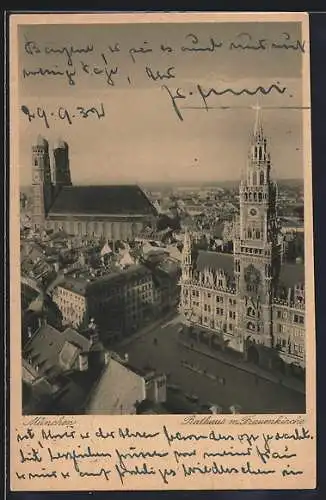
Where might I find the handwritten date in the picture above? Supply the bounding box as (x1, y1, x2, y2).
(21, 103, 105, 129)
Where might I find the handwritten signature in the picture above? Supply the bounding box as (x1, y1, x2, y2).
(20, 103, 105, 129)
(162, 82, 287, 121)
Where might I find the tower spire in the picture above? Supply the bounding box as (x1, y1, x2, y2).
(183, 226, 191, 252)
(181, 227, 193, 281)
(252, 99, 263, 139)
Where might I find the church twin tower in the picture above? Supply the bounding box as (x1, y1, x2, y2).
(32, 135, 72, 228)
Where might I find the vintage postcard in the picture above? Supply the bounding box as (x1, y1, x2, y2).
(9, 12, 316, 491)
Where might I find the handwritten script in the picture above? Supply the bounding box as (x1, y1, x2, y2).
(13, 422, 313, 489)
(20, 31, 306, 123)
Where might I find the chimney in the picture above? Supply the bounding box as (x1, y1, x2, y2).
(104, 350, 111, 365)
(90, 330, 99, 345)
(38, 316, 47, 328)
(78, 353, 89, 372)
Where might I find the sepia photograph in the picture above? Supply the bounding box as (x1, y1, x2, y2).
(17, 18, 308, 418)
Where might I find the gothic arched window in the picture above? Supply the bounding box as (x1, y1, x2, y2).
(247, 306, 255, 317)
(249, 192, 252, 201)
(253, 192, 257, 201)
(258, 192, 262, 202)
(247, 321, 255, 331)
(252, 172, 257, 185)
(248, 229, 252, 239)
(244, 193, 248, 201)
(260, 172, 264, 185)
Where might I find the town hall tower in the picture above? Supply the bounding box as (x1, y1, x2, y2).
(234, 107, 282, 352)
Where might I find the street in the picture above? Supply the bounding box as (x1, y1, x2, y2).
(113, 315, 306, 414)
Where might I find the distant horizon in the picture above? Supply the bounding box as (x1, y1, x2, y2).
(20, 177, 304, 189)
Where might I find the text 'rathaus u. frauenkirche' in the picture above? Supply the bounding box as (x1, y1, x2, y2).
(179, 110, 305, 372)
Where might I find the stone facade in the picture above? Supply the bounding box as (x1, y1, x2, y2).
(179, 110, 305, 371)
(30, 136, 157, 238)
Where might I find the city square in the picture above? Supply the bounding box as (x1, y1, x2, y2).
(113, 314, 305, 414)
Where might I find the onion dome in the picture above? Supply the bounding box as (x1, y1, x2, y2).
(53, 138, 68, 150)
(36, 135, 49, 148)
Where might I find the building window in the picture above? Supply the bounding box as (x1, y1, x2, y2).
(278, 324, 282, 333)
(294, 314, 304, 324)
(277, 310, 281, 319)
(247, 306, 255, 317)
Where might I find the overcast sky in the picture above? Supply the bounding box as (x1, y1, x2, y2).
(17, 21, 307, 185)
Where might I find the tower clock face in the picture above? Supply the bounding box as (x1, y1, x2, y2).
(249, 207, 257, 216)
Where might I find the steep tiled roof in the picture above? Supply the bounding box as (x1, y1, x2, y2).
(86, 358, 145, 415)
(49, 185, 157, 216)
(58, 276, 89, 296)
(23, 324, 91, 378)
(279, 262, 305, 289)
(87, 264, 152, 294)
(196, 250, 234, 277)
